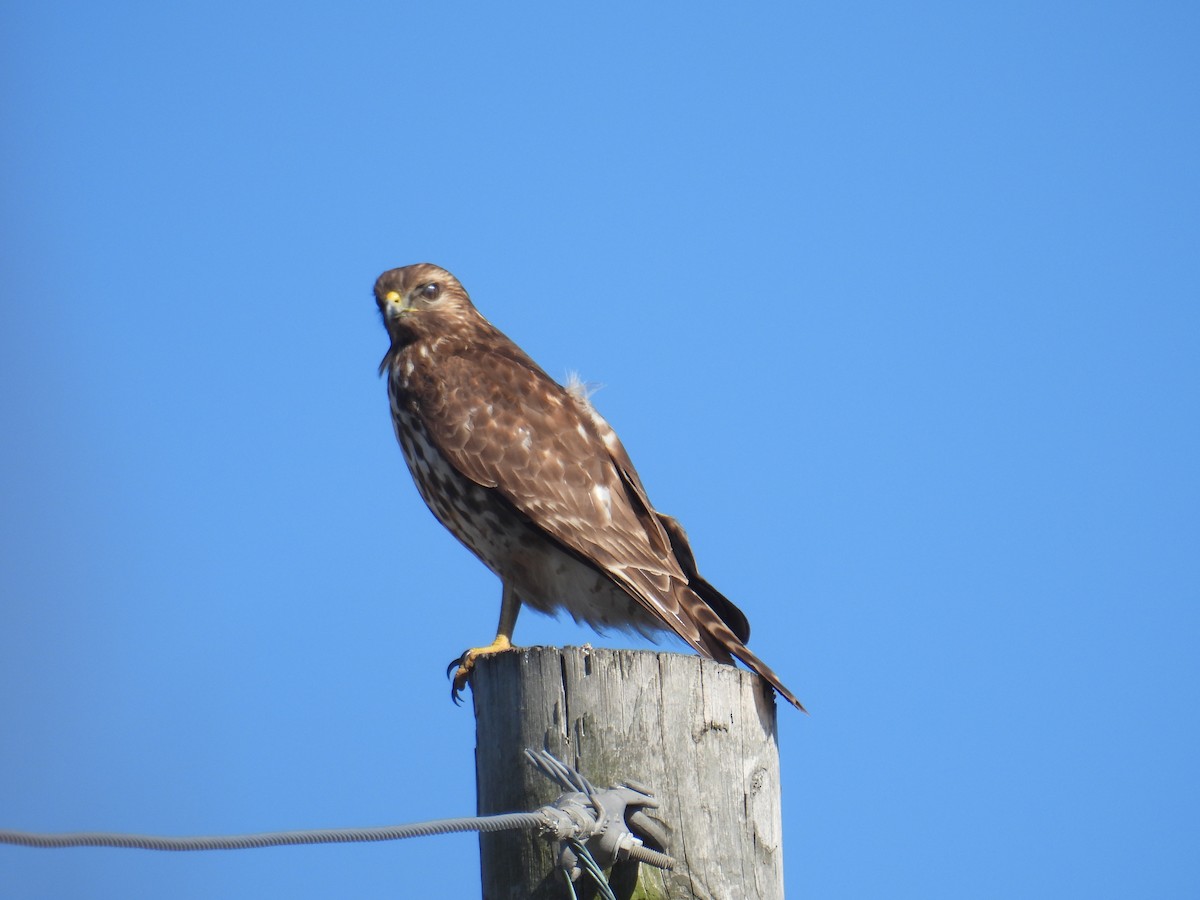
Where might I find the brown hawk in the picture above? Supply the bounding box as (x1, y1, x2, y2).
(375, 263, 804, 711)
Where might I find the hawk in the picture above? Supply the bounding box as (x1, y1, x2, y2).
(375, 263, 804, 710)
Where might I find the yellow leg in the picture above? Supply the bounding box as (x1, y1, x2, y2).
(450, 583, 521, 703)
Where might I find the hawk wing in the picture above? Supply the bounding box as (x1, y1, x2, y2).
(411, 342, 719, 654)
(565, 376, 753, 645)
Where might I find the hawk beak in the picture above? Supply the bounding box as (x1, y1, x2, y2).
(383, 290, 411, 320)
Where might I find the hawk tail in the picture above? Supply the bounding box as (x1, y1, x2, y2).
(726, 638, 807, 713)
(679, 585, 806, 713)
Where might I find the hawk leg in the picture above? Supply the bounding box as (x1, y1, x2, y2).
(449, 582, 521, 704)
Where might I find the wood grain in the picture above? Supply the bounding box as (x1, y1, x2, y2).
(473, 646, 784, 900)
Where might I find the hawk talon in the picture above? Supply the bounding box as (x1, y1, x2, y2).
(445, 636, 514, 706)
(448, 653, 472, 706)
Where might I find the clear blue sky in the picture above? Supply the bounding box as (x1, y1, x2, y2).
(2, 3, 1197, 898)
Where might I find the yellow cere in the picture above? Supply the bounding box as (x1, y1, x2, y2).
(385, 291, 402, 303)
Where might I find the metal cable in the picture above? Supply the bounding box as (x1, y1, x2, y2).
(570, 839, 618, 900)
(1, 748, 674, 900)
(525, 748, 595, 796)
(0, 812, 545, 852)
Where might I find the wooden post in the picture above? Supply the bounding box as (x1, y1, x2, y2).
(473, 646, 785, 900)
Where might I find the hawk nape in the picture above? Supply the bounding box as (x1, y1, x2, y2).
(375, 263, 804, 711)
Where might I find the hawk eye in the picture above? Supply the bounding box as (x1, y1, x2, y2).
(420, 282, 441, 301)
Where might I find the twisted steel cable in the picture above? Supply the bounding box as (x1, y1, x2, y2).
(0, 812, 545, 852)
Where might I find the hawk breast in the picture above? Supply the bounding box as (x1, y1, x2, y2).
(387, 377, 662, 635)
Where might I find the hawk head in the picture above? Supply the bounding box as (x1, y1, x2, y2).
(375, 263, 477, 346)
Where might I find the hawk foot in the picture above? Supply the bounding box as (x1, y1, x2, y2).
(447, 635, 514, 705)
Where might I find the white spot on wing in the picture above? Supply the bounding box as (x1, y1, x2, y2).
(591, 484, 612, 524)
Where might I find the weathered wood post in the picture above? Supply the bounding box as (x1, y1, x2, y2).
(473, 646, 785, 900)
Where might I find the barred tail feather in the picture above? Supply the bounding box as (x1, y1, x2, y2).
(677, 585, 806, 712)
(726, 638, 807, 713)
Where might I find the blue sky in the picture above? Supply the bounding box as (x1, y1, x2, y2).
(2, 2, 1197, 897)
